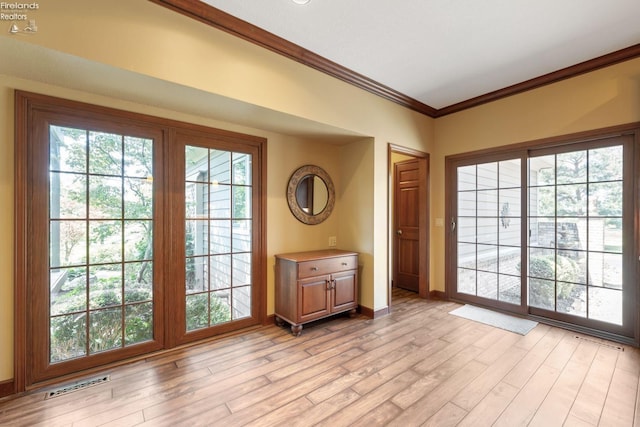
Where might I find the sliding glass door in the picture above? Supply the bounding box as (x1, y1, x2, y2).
(527, 139, 633, 333)
(454, 156, 525, 312)
(448, 133, 637, 340)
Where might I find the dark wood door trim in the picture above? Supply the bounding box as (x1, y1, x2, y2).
(14, 90, 268, 391)
(168, 128, 267, 346)
(444, 124, 640, 346)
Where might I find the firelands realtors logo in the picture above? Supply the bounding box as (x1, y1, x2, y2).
(1, 2, 39, 34)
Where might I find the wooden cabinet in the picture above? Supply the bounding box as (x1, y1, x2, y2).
(275, 249, 358, 336)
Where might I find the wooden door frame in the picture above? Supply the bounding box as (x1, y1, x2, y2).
(443, 123, 640, 346)
(388, 144, 429, 304)
(14, 91, 267, 392)
(168, 128, 267, 347)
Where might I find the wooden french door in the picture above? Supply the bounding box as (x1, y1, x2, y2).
(17, 92, 266, 389)
(25, 116, 166, 385)
(448, 131, 638, 342)
(169, 130, 265, 345)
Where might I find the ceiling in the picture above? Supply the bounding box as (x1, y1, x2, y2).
(198, 0, 640, 114)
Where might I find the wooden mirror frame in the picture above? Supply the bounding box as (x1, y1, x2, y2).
(286, 165, 335, 225)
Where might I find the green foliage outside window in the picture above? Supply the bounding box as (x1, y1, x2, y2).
(186, 293, 232, 331)
(49, 127, 155, 362)
(527, 254, 579, 308)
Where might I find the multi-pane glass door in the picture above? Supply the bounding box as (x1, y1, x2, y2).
(20, 92, 266, 388)
(455, 158, 523, 310)
(49, 126, 156, 361)
(184, 146, 253, 332)
(35, 123, 163, 382)
(528, 141, 630, 330)
(451, 135, 635, 339)
(167, 134, 263, 347)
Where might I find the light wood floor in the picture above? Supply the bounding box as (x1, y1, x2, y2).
(1, 289, 639, 426)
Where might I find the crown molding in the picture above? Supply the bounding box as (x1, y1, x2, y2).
(435, 43, 640, 117)
(149, 0, 437, 117)
(150, 0, 640, 119)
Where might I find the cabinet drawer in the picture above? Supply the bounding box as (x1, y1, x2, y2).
(297, 255, 357, 279)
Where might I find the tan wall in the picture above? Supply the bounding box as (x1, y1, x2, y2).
(1, 0, 638, 387)
(338, 138, 376, 308)
(0, 81, 15, 382)
(431, 57, 640, 292)
(0, 75, 354, 382)
(0, 0, 433, 382)
(0, 0, 432, 140)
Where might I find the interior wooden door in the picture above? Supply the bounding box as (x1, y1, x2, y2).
(394, 159, 420, 292)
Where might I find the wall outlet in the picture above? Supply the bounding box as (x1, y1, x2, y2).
(328, 236, 337, 247)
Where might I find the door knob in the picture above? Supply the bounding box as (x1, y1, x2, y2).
(397, 229, 403, 235)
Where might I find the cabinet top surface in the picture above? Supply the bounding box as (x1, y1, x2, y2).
(275, 249, 358, 262)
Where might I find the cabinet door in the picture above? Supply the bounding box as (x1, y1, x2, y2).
(298, 275, 330, 322)
(331, 270, 357, 312)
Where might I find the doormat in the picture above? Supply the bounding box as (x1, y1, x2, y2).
(449, 305, 538, 335)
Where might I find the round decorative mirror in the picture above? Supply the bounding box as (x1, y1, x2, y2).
(287, 165, 335, 225)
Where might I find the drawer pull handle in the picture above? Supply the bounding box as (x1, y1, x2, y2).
(311, 267, 318, 271)
(341, 262, 348, 266)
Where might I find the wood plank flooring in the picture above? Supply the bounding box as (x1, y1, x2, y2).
(1, 289, 638, 426)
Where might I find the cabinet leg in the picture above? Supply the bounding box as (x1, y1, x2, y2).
(348, 308, 358, 318)
(291, 324, 303, 337)
(274, 315, 285, 327)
